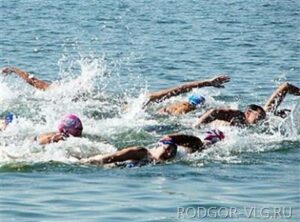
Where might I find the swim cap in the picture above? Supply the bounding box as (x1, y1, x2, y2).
(203, 129, 225, 144)
(4, 112, 14, 125)
(57, 114, 83, 137)
(188, 95, 205, 107)
(158, 138, 178, 159)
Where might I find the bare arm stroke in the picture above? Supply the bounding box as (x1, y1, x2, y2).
(264, 82, 300, 113)
(160, 134, 204, 153)
(1, 67, 50, 90)
(194, 108, 245, 128)
(145, 75, 230, 106)
(83, 146, 148, 165)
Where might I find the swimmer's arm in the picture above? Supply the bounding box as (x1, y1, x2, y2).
(1, 67, 50, 90)
(37, 132, 65, 145)
(161, 134, 204, 153)
(145, 75, 230, 104)
(84, 147, 149, 165)
(264, 82, 300, 113)
(0, 121, 6, 131)
(194, 108, 244, 128)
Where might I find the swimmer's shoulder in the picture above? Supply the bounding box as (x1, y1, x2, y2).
(163, 101, 195, 115)
(209, 110, 247, 127)
(210, 120, 231, 127)
(229, 111, 247, 126)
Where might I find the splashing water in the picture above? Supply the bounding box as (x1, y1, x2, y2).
(0, 55, 299, 169)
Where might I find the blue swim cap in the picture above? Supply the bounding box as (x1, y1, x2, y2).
(188, 95, 205, 106)
(4, 112, 14, 125)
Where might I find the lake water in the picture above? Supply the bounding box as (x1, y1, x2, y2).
(0, 0, 299, 221)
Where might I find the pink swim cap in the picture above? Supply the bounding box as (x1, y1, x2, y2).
(203, 129, 225, 144)
(57, 114, 83, 137)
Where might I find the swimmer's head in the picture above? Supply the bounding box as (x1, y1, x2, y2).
(0, 113, 14, 131)
(203, 129, 225, 145)
(4, 112, 14, 125)
(188, 95, 205, 107)
(156, 139, 178, 161)
(57, 114, 83, 137)
(245, 104, 266, 124)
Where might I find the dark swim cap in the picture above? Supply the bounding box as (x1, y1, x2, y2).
(4, 112, 14, 125)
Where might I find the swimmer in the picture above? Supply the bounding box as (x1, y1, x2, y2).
(1, 67, 230, 96)
(0, 113, 14, 131)
(80, 129, 225, 167)
(36, 114, 83, 145)
(194, 82, 300, 128)
(1, 67, 229, 115)
(145, 75, 230, 115)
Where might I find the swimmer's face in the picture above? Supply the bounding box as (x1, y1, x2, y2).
(245, 110, 261, 124)
(245, 105, 266, 124)
(156, 144, 177, 161)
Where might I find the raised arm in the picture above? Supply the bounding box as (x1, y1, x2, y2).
(83, 146, 149, 165)
(145, 75, 230, 104)
(1, 67, 50, 90)
(264, 82, 300, 113)
(194, 108, 245, 128)
(160, 134, 204, 153)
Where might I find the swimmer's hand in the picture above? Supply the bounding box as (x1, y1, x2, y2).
(286, 83, 300, 96)
(210, 75, 230, 88)
(1, 67, 15, 75)
(274, 109, 291, 118)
